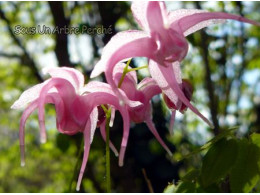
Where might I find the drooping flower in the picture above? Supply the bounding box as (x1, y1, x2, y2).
(113, 63, 172, 156)
(90, 1, 260, 129)
(162, 79, 194, 134)
(11, 67, 141, 191)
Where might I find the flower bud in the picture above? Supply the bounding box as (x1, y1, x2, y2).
(163, 79, 193, 113)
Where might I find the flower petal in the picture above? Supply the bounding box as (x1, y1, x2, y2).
(19, 92, 64, 166)
(90, 30, 156, 78)
(149, 60, 182, 108)
(76, 121, 92, 191)
(138, 77, 162, 101)
(44, 67, 85, 92)
(113, 63, 137, 85)
(168, 9, 225, 36)
(171, 12, 260, 36)
(131, 1, 149, 31)
(89, 107, 98, 143)
(154, 61, 214, 128)
(37, 78, 77, 141)
(11, 79, 51, 110)
(83, 81, 142, 108)
(146, 2, 169, 35)
(81, 86, 131, 166)
(145, 107, 172, 156)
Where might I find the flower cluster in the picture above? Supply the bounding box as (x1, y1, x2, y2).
(11, 1, 260, 191)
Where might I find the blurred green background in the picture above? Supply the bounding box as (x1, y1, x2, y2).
(0, 1, 260, 192)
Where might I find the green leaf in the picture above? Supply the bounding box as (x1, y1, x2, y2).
(175, 181, 196, 193)
(201, 138, 238, 187)
(179, 128, 237, 161)
(230, 139, 260, 193)
(163, 183, 176, 193)
(251, 133, 260, 148)
(182, 169, 200, 182)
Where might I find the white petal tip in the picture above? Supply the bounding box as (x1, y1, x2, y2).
(168, 151, 173, 157)
(119, 161, 124, 167)
(21, 161, 25, 167)
(114, 152, 119, 157)
(40, 138, 46, 144)
(76, 185, 80, 191)
(109, 122, 114, 128)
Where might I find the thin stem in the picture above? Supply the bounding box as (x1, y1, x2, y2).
(105, 108, 112, 193)
(118, 59, 131, 88)
(69, 137, 84, 192)
(127, 65, 148, 72)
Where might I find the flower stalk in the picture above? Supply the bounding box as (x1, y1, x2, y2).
(105, 107, 112, 193)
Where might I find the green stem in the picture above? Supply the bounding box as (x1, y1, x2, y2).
(128, 65, 148, 72)
(105, 108, 111, 193)
(118, 62, 148, 88)
(118, 59, 131, 88)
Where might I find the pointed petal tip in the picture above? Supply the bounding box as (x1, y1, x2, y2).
(167, 150, 173, 157)
(114, 150, 119, 157)
(210, 123, 215, 129)
(119, 161, 124, 167)
(21, 161, 25, 167)
(76, 185, 80, 192)
(40, 137, 46, 144)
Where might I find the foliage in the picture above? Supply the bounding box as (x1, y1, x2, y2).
(0, 1, 260, 193)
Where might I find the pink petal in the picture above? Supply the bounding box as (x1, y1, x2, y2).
(11, 79, 51, 110)
(145, 110, 172, 156)
(19, 100, 38, 166)
(19, 93, 64, 166)
(38, 78, 76, 142)
(168, 9, 225, 36)
(113, 63, 137, 85)
(171, 12, 260, 36)
(91, 30, 156, 78)
(152, 61, 214, 128)
(138, 77, 162, 101)
(109, 106, 116, 127)
(99, 120, 119, 157)
(81, 86, 131, 166)
(131, 1, 149, 31)
(83, 81, 142, 108)
(89, 107, 98, 143)
(76, 120, 92, 191)
(146, 2, 168, 36)
(149, 60, 182, 108)
(44, 67, 85, 92)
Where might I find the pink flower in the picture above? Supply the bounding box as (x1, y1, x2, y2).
(113, 64, 172, 156)
(90, 1, 260, 129)
(11, 67, 141, 191)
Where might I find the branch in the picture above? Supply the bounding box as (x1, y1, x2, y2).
(0, 5, 43, 82)
(48, 2, 72, 67)
(195, 2, 220, 135)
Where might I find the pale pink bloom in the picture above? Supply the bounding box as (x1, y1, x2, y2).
(113, 64, 172, 155)
(11, 67, 140, 191)
(90, 1, 260, 129)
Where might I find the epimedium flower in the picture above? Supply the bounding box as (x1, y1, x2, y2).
(11, 67, 141, 191)
(90, 1, 260, 129)
(162, 79, 194, 135)
(113, 63, 172, 156)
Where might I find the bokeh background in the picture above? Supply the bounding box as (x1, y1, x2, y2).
(0, 1, 260, 192)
